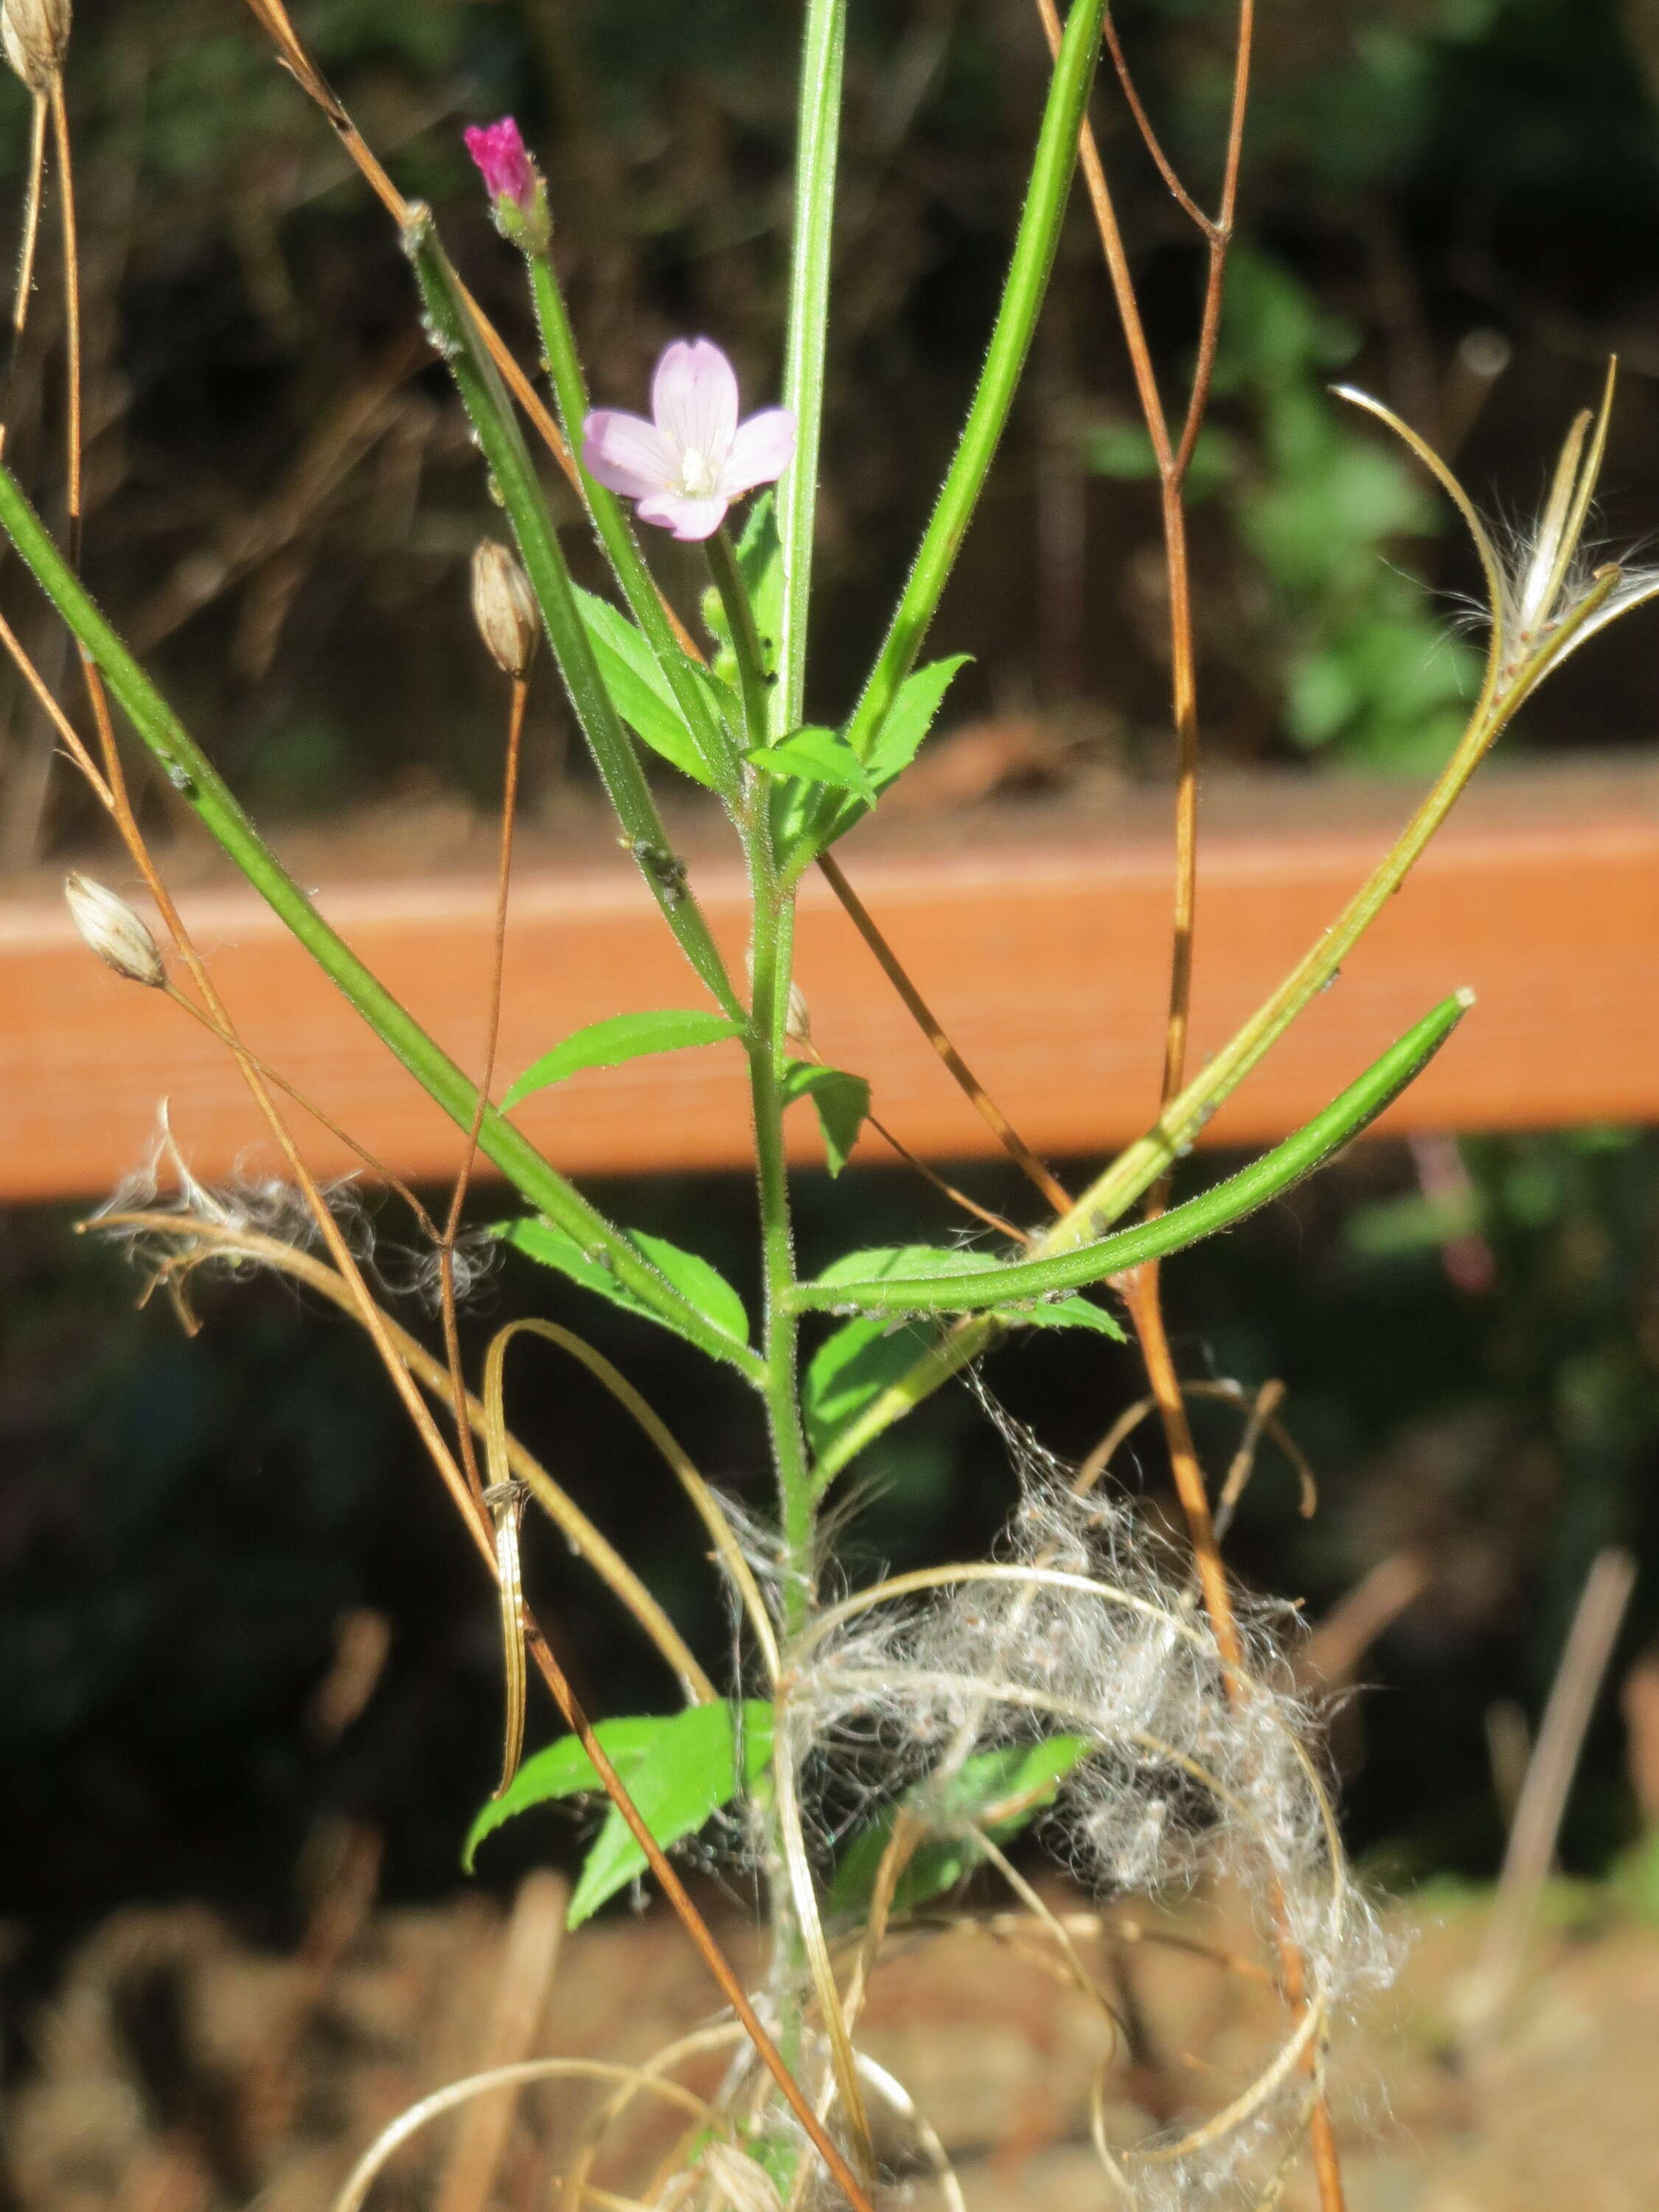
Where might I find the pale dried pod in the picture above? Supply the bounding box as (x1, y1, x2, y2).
(1, 0, 71, 91)
(63, 872, 165, 989)
(470, 538, 538, 678)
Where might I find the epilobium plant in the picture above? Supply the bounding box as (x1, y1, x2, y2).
(7, 1, 1658, 2205)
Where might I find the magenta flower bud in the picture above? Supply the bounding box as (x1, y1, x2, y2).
(582, 338, 796, 543)
(463, 118, 551, 255)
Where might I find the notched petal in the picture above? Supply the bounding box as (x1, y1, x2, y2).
(582, 409, 673, 501)
(720, 408, 797, 498)
(652, 338, 740, 467)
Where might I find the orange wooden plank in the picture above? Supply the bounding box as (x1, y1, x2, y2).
(2, 758, 1657, 1202)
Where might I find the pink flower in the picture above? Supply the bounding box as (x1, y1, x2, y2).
(582, 339, 796, 542)
(465, 118, 536, 211)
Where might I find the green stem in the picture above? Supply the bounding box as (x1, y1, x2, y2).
(743, 815, 815, 1633)
(526, 250, 740, 801)
(0, 459, 762, 1381)
(774, 0, 846, 737)
(810, 987, 1473, 1475)
(404, 210, 742, 1020)
(707, 524, 770, 752)
(843, 0, 1110, 762)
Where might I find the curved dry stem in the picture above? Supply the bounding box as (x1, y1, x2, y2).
(970, 1826, 1127, 2049)
(482, 1318, 780, 1682)
(88, 1214, 716, 1700)
(328, 2058, 712, 2212)
(0, 91, 48, 459)
(1332, 384, 1505, 714)
(855, 2053, 967, 2212)
(1077, 1379, 1312, 1518)
(772, 1705, 877, 2178)
(565, 2023, 745, 2212)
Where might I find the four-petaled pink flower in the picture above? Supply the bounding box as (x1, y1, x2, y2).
(465, 118, 536, 211)
(582, 339, 796, 542)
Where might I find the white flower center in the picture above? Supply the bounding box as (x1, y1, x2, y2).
(675, 445, 720, 499)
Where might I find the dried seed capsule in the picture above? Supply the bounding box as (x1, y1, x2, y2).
(470, 539, 538, 679)
(1, 0, 70, 91)
(63, 872, 164, 989)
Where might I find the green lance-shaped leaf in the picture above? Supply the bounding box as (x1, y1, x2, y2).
(781, 1061, 871, 1177)
(464, 1700, 775, 1926)
(572, 589, 726, 790)
(788, 992, 1472, 1318)
(0, 470, 754, 1378)
(402, 209, 741, 1020)
(796, 655, 973, 868)
(748, 725, 874, 799)
(501, 1217, 751, 1359)
(804, 1315, 934, 1470)
(503, 1009, 742, 1110)
(828, 1736, 1089, 1921)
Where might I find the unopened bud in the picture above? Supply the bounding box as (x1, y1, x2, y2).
(63, 872, 164, 989)
(1, 0, 70, 91)
(470, 539, 538, 678)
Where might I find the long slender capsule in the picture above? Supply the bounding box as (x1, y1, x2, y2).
(483, 1479, 529, 1797)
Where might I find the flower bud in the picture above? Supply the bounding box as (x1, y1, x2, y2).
(63, 872, 164, 989)
(470, 540, 538, 678)
(1, 0, 70, 91)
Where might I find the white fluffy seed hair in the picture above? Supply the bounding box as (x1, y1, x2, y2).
(91, 1110, 501, 1309)
(785, 1399, 1393, 2208)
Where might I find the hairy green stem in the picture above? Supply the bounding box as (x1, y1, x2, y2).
(708, 524, 771, 751)
(812, 987, 1475, 1475)
(525, 250, 740, 800)
(844, 0, 1110, 760)
(0, 460, 760, 1378)
(746, 847, 815, 1628)
(774, 0, 846, 736)
(404, 211, 741, 1018)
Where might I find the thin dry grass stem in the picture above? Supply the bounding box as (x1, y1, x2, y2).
(439, 672, 528, 1507)
(0, 602, 110, 799)
(159, 984, 440, 1237)
(1100, 18, 1211, 236)
(47, 73, 80, 566)
(481, 1318, 779, 1680)
(1459, 1545, 1638, 2054)
(86, 1216, 716, 1702)
(860, 1102, 1032, 1244)
(1212, 1380, 1296, 1545)
(1075, 1380, 1312, 1523)
(953, 1906, 1277, 1992)
(330, 2059, 714, 2212)
(969, 1825, 1127, 2042)
(239, 5, 574, 470)
(813, 851, 1071, 1214)
(770, 1711, 877, 2180)
(564, 2025, 745, 2212)
(0, 88, 48, 459)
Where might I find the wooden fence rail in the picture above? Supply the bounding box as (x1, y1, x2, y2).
(3, 757, 1657, 1203)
